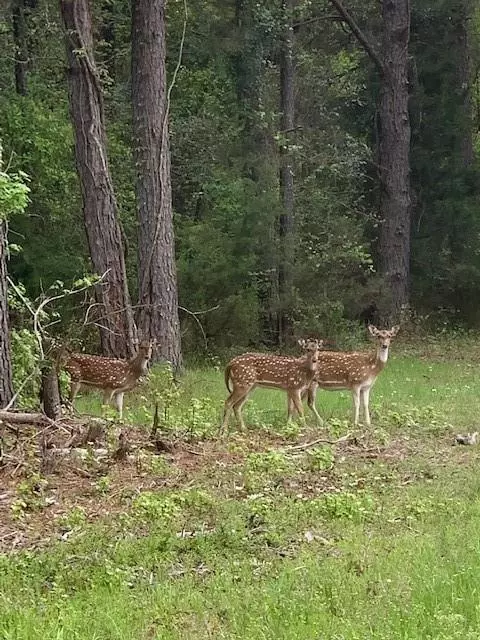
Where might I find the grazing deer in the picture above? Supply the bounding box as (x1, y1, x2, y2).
(294, 325, 399, 426)
(221, 339, 322, 432)
(64, 339, 153, 419)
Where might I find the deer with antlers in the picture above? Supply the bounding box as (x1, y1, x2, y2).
(64, 339, 153, 419)
(294, 325, 399, 426)
(221, 339, 322, 432)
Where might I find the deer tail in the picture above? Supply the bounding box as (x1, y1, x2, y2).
(224, 364, 233, 392)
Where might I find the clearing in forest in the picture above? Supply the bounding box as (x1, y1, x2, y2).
(2, 340, 480, 639)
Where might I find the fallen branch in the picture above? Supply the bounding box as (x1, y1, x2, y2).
(184, 447, 205, 456)
(283, 432, 353, 452)
(0, 410, 54, 427)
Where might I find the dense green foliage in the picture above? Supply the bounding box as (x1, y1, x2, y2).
(0, 0, 479, 355)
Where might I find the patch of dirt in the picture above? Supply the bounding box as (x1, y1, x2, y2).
(0, 417, 244, 552)
(0, 416, 477, 552)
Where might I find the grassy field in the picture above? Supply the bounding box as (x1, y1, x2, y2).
(2, 338, 480, 639)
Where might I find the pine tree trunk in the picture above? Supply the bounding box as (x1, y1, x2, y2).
(234, 0, 277, 344)
(0, 221, 13, 409)
(60, 0, 135, 358)
(455, 1, 473, 168)
(131, 0, 182, 370)
(378, 0, 411, 323)
(278, 0, 295, 345)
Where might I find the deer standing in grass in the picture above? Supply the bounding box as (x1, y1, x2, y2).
(294, 325, 399, 426)
(221, 339, 322, 432)
(64, 339, 153, 419)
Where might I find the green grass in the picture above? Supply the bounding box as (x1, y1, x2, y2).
(4, 342, 480, 638)
(75, 352, 480, 431)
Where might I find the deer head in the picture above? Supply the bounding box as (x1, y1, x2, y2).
(368, 325, 400, 350)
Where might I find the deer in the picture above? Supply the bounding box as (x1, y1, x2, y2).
(64, 339, 154, 420)
(293, 325, 399, 426)
(221, 339, 322, 433)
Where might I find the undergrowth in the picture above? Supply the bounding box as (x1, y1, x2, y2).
(2, 343, 480, 638)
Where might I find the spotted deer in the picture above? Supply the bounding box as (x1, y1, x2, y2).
(294, 325, 399, 426)
(64, 339, 153, 419)
(221, 339, 322, 432)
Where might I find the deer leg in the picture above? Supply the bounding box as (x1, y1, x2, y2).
(288, 390, 305, 422)
(306, 383, 322, 425)
(361, 387, 371, 427)
(221, 385, 252, 433)
(352, 387, 361, 426)
(69, 380, 81, 403)
(232, 393, 250, 430)
(289, 388, 310, 420)
(112, 392, 125, 421)
(287, 395, 298, 418)
(103, 389, 113, 405)
(102, 389, 116, 418)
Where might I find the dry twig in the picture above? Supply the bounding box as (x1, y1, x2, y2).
(283, 432, 353, 452)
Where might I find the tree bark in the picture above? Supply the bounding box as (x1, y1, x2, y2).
(454, 1, 473, 168)
(0, 221, 13, 409)
(40, 360, 61, 420)
(278, 0, 295, 345)
(12, 0, 28, 95)
(131, 0, 182, 370)
(378, 0, 411, 322)
(59, 0, 135, 358)
(329, 0, 411, 323)
(234, 0, 265, 145)
(234, 0, 278, 344)
(0, 410, 53, 426)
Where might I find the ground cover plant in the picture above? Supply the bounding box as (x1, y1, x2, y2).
(2, 336, 480, 638)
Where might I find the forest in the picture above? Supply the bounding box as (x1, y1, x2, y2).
(3, 2, 480, 638)
(1, 0, 479, 391)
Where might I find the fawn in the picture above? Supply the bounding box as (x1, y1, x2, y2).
(294, 325, 399, 426)
(221, 339, 322, 432)
(64, 339, 153, 419)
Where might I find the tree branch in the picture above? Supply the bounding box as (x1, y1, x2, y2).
(293, 14, 343, 30)
(81, 300, 219, 350)
(328, 0, 384, 75)
(4, 371, 37, 411)
(178, 304, 219, 350)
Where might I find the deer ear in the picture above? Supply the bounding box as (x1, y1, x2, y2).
(298, 339, 306, 349)
(368, 324, 378, 336)
(391, 325, 400, 336)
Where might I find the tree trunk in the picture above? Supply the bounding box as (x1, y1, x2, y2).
(454, 1, 473, 168)
(60, 0, 135, 358)
(0, 221, 13, 409)
(234, 0, 264, 149)
(40, 360, 61, 420)
(378, 0, 411, 323)
(12, 0, 28, 95)
(328, 0, 411, 324)
(131, 0, 182, 370)
(278, 0, 295, 345)
(234, 0, 277, 344)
